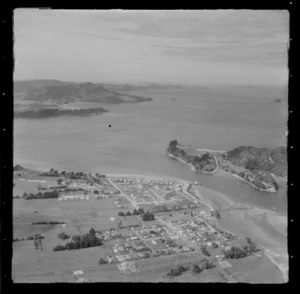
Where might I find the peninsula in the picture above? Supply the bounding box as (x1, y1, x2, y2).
(167, 140, 287, 193)
(14, 107, 108, 119)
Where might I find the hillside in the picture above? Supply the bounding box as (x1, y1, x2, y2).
(223, 146, 287, 178)
(14, 80, 153, 104)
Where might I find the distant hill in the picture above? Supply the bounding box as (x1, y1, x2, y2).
(224, 146, 287, 177)
(13, 80, 153, 104)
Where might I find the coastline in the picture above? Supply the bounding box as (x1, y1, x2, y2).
(167, 153, 218, 174)
(14, 166, 288, 282)
(192, 184, 288, 282)
(168, 152, 279, 193)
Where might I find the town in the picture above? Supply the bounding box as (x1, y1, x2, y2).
(13, 166, 264, 282)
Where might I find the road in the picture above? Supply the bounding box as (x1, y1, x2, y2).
(197, 149, 226, 153)
(106, 178, 139, 210)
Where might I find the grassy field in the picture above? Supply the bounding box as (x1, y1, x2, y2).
(13, 171, 286, 283)
(226, 254, 285, 283)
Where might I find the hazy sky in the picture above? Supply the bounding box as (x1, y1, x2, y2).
(14, 9, 289, 85)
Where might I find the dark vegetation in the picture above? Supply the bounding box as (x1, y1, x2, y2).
(40, 168, 106, 180)
(167, 140, 216, 172)
(14, 107, 108, 119)
(224, 145, 287, 177)
(117, 208, 155, 221)
(201, 246, 211, 256)
(167, 259, 216, 277)
(223, 238, 259, 259)
(14, 164, 24, 171)
(237, 170, 279, 191)
(53, 228, 102, 251)
(58, 232, 70, 240)
(13, 233, 45, 242)
(32, 221, 65, 225)
(23, 190, 59, 199)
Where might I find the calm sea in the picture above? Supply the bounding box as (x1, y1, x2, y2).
(14, 86, 288, 215)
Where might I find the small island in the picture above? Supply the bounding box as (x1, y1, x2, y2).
(14, 107, 108, 119)
(167, 140, 287, 193)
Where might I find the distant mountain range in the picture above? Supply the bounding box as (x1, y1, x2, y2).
(14, 80, 153, 104)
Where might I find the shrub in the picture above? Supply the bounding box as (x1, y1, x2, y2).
(191, 264, 203, 274)
(58, 232, 70, 240)
(99, 257, 108, 265)
(132, 209, 139, 215)
(201, 247, 211, 256)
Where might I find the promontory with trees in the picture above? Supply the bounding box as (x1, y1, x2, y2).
(167, 140, 217, 173)
(14, 107, 108, 119)
(167, 140, 286, 192)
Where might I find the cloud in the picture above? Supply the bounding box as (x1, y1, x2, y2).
(79, 31, 124, 41)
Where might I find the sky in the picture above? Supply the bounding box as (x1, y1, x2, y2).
(14, 9, 289, 86)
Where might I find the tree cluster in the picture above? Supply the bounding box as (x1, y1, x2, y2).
(53, 228, 102, 251)
(167, 259, 216, 277)
(40, 168, 60, 177)
(223, 246, 247, 259)
(243, 238, 259, 254)
(118, 208, 145, 217)
(32, 221, 65, 225)
(167, 265, 189, 277)
(23, 190, 59, 199)
(142, 212, 155, 221)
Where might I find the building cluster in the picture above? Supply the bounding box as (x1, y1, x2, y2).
(169, 214, 236, 249)
(57, 178, 119, 201)
(111, 177, 203, 211)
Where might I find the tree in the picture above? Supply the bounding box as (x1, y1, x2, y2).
(201, 247, 210, 256)
(137, 208, 145, 215)
(142, 212, 155, 221)
(118, 211, 125, 217)
(57, 178, 63, 185)
(89, 228, 96, 236)
(125, 211, 131, 216)
(132, 209, 139, 215)
(212, 242, 219, 249)
(94, 189, 99, 194)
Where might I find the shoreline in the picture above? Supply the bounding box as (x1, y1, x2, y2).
(167, 153, 218, 174)
(14, 166, 288, 281)
(168, 153, 280, 193)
